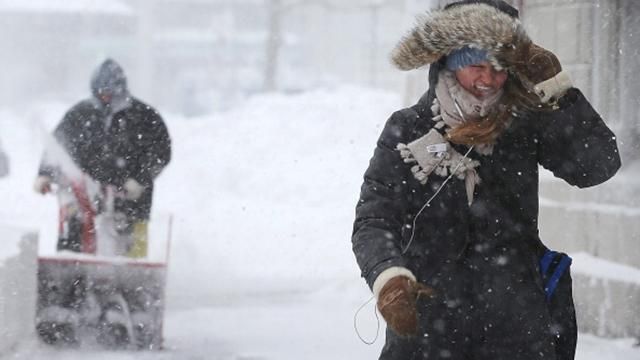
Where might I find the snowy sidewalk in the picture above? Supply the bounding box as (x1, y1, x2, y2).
(8, 279, 640, 360)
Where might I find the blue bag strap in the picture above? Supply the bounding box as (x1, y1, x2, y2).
(540, 250, 558, 275)
(544, 254, 572, 301)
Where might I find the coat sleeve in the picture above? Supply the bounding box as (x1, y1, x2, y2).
(352, 111, 414, 289)
(53, 107, 88, 163)
(535, 88, 621, 188)
(131, 109, 172, 186)
(38, 105, 90, 179)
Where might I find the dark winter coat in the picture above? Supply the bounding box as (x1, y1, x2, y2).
(353, 78, 620, 360)
(40, 97, 171, 220)
(352, 3, 620, 359)
(353, 70, 620, 360)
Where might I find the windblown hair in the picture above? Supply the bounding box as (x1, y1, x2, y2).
(446, 105, 510, 145)
(447, 77, 541, 145)
(391, 3, 545, 145)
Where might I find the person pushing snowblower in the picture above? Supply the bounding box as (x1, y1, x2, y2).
(34, 58, 171, 257)
(33, 58, 171, 349)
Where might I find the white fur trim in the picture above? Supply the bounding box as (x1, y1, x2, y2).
(391, 3, 529, 71)
(372, 267, 416, 299)
(533, 70, 573, 103)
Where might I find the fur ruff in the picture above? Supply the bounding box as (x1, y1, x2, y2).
(391, 3, 531, 71)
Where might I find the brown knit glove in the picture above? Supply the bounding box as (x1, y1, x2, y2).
(377, 276, 436, 337)
(521, 44, 562, 84)
(515, 43, 571, 103)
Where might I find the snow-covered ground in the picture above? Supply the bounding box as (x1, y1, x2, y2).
(8, 286, 640, 360)
(1, 86, 639, 359)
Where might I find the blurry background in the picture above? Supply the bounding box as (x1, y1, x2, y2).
(0, 0, 638, 358)
(0, 0, 636, 139)
(0, 0, 638, 158)
(0, 0, 416, 114)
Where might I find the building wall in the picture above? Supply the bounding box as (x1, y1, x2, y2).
(618, 0, 640, 163)
(521, 0, 640, 338)
(518, 0, 640, 263)
(521, 0, 639, 165)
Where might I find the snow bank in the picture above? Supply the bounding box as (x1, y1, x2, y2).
(151, 86, 401, 300)
(0, 227, 37, 356)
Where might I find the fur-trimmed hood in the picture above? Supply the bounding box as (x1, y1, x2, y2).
(391, 2, 531, 72)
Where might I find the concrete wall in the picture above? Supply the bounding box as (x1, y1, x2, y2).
(0, 231, 38, 355)
(573, 274, 640, 339)
(539, 178, 640, 339)
(525, 0, 640, 287)
(522, 0, 640, 164)
(520, 0, 640, 339)
(539, 175, 640, 270)
(571, 253, 640, 338)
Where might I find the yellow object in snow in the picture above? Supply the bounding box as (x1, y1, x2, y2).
(127, 221, 148, 258)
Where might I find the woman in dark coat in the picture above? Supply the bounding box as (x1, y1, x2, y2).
(351, 1, 620, 359)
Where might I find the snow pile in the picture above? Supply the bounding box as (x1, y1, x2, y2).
(156, 86, 401, 299)
(0, 85, 402, 301)
(0, 229, 37, 355)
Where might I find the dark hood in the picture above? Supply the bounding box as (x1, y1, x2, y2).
(90, 58, 129, 105)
